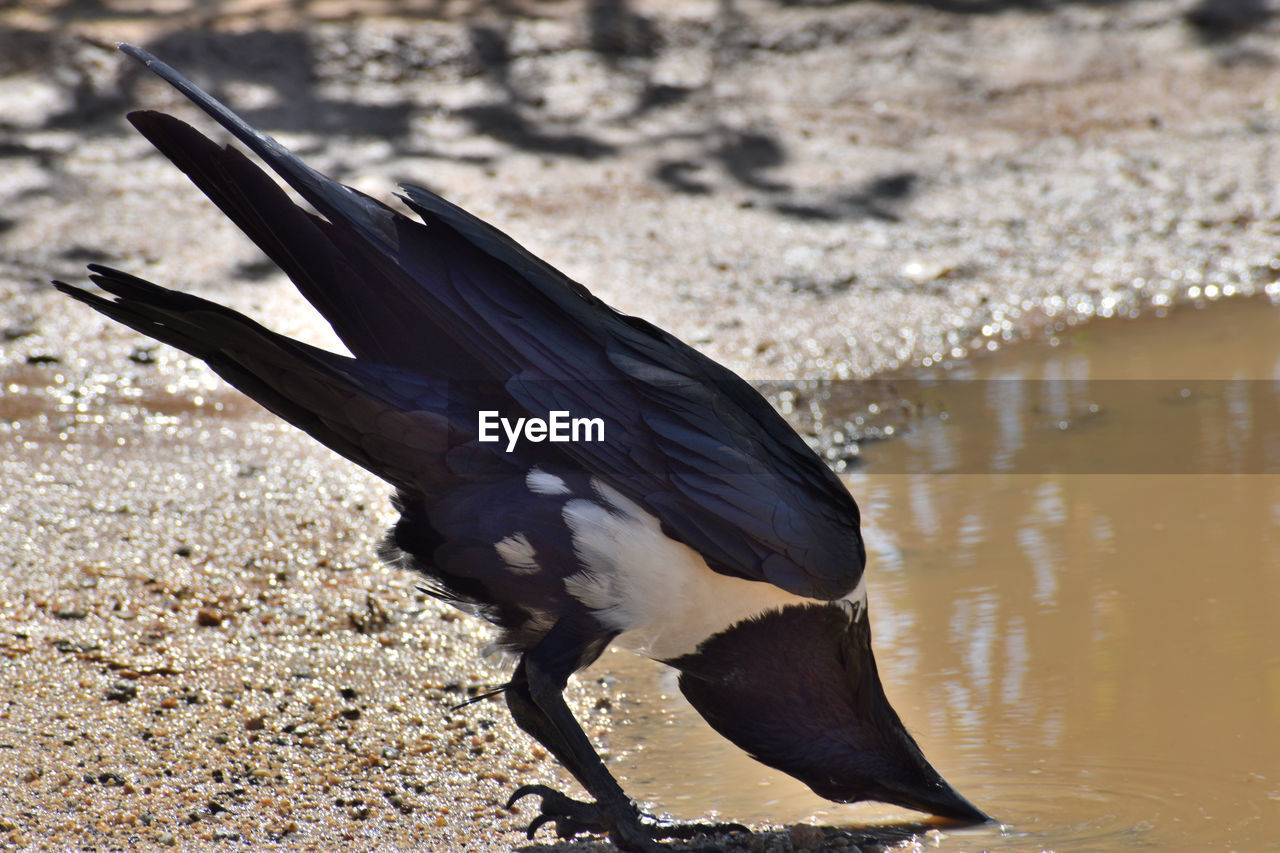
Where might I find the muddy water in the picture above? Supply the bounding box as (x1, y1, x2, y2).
(598, 298, 1280, 851)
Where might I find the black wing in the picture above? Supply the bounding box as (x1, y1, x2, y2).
(84, 44, 866, 599)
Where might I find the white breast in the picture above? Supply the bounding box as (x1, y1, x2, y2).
(560, 477, 866, 660)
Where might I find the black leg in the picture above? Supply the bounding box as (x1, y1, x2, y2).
(502, 620, 751, 851)
(503, 621, 660, 852)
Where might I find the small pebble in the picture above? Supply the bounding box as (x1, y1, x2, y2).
(789, 823, 825, 852)
(106, 680, 137, 703)
(195, 608, 223, 627)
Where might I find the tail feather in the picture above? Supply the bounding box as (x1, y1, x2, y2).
(53, 265, 475, 493)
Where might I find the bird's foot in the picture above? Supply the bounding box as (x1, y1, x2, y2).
(507, 784, 660, 851)
(507, 784, 750, 850)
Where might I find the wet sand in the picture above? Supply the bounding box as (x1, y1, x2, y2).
(2, 0, 1279, 849)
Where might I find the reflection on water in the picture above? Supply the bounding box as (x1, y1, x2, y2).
(847, 378, 1280, 474)
(599, 298, 1280, 851)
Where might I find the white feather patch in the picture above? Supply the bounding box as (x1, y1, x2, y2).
(526, 467, 571, 496)
(495, 532, 540, 574)
(561, 477, 854, 659)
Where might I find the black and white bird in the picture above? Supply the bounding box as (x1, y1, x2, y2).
(56, 45, 988, 851)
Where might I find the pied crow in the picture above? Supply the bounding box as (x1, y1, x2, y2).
(54, 44, 988, 852)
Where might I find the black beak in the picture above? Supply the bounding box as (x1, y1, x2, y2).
(866, 702, 992, 825)
(874, 737, 990, 825)
(906, 778, 990, 824)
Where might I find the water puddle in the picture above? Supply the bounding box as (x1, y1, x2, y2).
(598, 297, 1280, 851)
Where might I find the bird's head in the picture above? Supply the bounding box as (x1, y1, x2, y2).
(669, 601, 988, 823)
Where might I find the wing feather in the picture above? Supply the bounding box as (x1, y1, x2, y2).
(88, 45, 867, 599)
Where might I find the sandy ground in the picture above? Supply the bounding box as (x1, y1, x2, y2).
(1, 0, 1279, 849)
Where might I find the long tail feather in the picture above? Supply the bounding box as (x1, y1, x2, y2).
(54, 266, 465, 493)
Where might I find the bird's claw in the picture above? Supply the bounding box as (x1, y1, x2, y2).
(507, 784, 751, 850)
(507, 784, 658, 850)
(508, 784, 610, 839)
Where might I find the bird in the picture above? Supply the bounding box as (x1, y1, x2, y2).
(55, 44, 989, 852)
